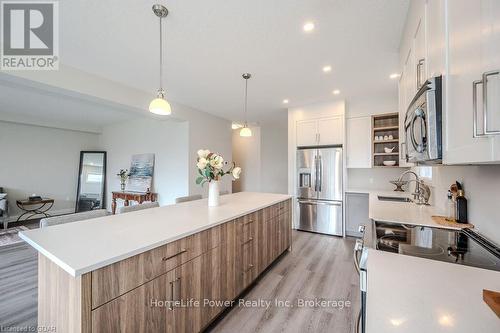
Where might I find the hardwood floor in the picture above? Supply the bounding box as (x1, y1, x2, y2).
(0, 229, 358, 333)
(0, 242, 38, 330)
(208, 231, 359, 333)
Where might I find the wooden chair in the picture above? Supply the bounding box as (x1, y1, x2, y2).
(40, 209, 109, 228)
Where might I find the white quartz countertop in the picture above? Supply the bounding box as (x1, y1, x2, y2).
(19, 192, 292, 277)
(346, 188, 459, 230)
(366, 249, 500, 333)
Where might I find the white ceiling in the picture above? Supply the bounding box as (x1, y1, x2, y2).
(2, 0, 409, 127)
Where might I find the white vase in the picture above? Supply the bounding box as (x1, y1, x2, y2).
(208, 180, 220, 207)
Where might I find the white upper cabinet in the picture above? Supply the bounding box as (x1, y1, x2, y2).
(413, 17, 426, 91)
(318, 117, 343, 145)
(445, 0, 500, 164)
(296, 120, 318, 147)
(398, 0, 500, 164)
(425, 0, 446, 78)
(296, 117, 343, 147)
(346, 117, 371, 168)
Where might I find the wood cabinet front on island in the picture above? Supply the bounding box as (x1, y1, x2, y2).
(35, 195, 292, 333)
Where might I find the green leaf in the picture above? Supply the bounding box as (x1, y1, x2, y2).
(198, 169, 203, 176)
(196, 176, 204, 185)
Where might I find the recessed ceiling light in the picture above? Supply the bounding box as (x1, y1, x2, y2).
(283, 99, 289, 104)
(332, 89, 340, 95)
(303, 22, 315, 32)
(390, 73, 401, 79)
(322, 65, 332, 73)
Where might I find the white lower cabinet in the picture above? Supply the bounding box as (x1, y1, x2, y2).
(345, 192, 369, 238)
(346, 117, 371, 168)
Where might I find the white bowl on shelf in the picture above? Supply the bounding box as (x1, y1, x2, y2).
(383, 160, 397, 166)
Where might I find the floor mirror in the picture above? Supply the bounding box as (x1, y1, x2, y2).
(76, 151, 107, 212)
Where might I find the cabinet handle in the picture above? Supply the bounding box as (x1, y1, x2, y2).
(244, 264, 254, 273)
(168, 280, 175, 310)
(244, 219, 254, 225)
(482, 70, 500, 135)
(473, 79, 486, 137)
(416, 58, 425, 90)
(318, 133, 321, 143)
(162, 249, 187, 261)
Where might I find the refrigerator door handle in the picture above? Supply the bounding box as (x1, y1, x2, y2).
(318, 155, 323, 192)
(314, 155, 319, 193)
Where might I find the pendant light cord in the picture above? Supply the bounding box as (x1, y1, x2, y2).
(244, 78, 248, 126)
(159, 16, 163, 92)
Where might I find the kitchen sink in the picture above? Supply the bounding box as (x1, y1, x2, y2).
(377, 195, 412, 203)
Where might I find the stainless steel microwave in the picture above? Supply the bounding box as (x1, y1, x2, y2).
(403, 76, 442, 163)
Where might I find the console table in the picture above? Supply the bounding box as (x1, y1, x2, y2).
(16, 198, 54, 222)
(111, 191, 158, 214)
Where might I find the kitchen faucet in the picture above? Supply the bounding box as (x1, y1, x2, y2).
(397, 170, 431, 205)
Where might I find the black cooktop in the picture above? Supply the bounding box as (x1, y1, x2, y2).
(374, 222, 500, 272)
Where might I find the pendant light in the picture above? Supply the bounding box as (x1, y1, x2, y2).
(240, 73, 253, 137)
(149, 4, 172, 115)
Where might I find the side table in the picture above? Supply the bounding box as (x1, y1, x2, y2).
(111, 191, 158, 215)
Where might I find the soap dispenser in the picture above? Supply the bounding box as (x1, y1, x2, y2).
(455, 181, 468, 224)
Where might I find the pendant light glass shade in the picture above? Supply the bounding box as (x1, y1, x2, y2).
(149, 96, 172, 115)
(150, 5, 171, 115)
(240, 126, 252, 137)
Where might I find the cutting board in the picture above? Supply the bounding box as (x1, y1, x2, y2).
(483, 289, 500, 318)
(432, 215, 474, 229)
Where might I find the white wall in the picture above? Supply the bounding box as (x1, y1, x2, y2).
(232, 126, 262, 193)
(99, 118, 189, 208)
(232, 111, 289, 195)
(260, 112, 288, 194)
(0, 121, 100, 219)
(413, 165, 500, 244)
(182, 104, 233, 197)
(347, 168, 408, 191)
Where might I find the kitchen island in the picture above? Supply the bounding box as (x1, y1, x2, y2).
(19, 192, 293, 333)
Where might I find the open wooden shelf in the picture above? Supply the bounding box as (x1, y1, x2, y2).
(374, 152, 399, 156)
(372, 112, 400, 168)
(373, 126, 399, 131)
(374, 139, 399, 144)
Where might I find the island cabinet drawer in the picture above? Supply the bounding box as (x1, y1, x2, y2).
(264, 200, 291, 220)
(236, 212, 257, 244)
(91, 225, 221, 309)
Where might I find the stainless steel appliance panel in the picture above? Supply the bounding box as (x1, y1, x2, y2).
(404, 76, 442, 163)
(297, 199, 343, 236)
(317, 147, 343, 201)
(296, 148, 318, 199)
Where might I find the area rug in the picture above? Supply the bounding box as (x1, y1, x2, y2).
(0, 226, 28, 247)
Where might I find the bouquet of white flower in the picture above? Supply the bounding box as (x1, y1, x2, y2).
(195, 149, 241, 186)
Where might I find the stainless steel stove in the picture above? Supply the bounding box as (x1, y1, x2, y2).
(373, 221, 500, 271)
(353, 221, 500, 333)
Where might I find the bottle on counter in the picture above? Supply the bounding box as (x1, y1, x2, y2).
(445, 190, 456, 221)
(455, 181, 468, 224)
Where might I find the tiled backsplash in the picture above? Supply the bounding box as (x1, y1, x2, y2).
(413, 165, 500, 244)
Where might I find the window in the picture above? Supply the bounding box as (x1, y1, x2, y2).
(86, 174, 103, 183)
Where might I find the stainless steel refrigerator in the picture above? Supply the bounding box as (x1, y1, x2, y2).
(296, 147, 343, 236)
